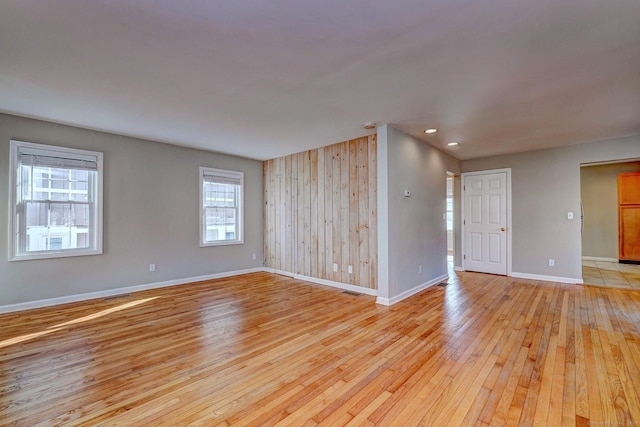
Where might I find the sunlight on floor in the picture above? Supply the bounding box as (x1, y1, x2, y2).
(0, 296, 159, 349)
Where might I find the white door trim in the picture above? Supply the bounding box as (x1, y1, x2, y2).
(461, 168, 512, 276)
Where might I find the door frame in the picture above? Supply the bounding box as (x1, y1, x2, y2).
(461, 168, 512, 276)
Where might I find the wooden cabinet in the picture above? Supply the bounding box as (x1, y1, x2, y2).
(618, 172, 640, 263)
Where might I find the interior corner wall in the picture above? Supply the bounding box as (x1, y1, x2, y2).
(0, 113, 264, 306)
(263, 135, 378, 290)
(376, 126, 390, 300)
(580, 161, 640, 259)
(384, 125, 461, 300)
(461, 134, 640, 281)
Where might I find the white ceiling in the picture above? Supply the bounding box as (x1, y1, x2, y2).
(1, 0, 639, 161)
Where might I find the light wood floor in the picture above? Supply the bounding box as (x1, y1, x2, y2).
(2, 271, 640, 426)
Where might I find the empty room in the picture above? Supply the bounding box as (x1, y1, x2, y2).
(1, 1, 640, 426)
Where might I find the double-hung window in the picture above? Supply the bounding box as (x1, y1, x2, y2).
(9, 140, 103, 261)
(200, 167, 243, 246)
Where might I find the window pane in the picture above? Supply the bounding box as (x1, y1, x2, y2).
(73, 204, 89, 227)
(36, 170, 50, 188)
(52, 191, 69, 201)
(50, 204, 63, 226)
(71, 181, 88, 192)
(76, 233, 88, 249)
(26, 202, 48, 227)
(51, 169, 69, 189)
(206, 229, 218, 241)
(47, 237, 63, 250)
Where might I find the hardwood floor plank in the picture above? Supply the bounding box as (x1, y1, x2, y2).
(562, 361, 577, 426)
(518, 286, 560, 427)
(575, 289, 590, 420)
(1, 272, 640, 425)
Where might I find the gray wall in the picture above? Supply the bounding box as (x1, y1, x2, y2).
(462, 134, 640, 280)
(379, 125, 461, 299)
(581, 161, 640, 259)
(0, 113, 264, 306)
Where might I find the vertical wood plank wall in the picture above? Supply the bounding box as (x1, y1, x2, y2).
(264, 135, 377, 290)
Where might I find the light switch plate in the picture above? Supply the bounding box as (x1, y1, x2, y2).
(567, 211, 574, 220)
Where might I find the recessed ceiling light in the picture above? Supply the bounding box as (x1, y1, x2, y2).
(363, 122, 376, 130)
(424, 128, 437, 134)
(448, 142, 459, 146)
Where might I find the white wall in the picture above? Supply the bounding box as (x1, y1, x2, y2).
(378, 125, 461, 303)
(461, 134, 640, 281)
(0, 113, 264, 306)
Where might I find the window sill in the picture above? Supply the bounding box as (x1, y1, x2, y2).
(9, 249, 103, 262)
(199, 240, 244, 248)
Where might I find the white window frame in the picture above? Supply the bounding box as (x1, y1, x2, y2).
(199, 166, 244, 247)
(9, 140, 104, 261)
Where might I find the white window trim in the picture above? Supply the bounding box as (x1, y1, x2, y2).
(8, 140, 104, 261)
(199, 166, 244, 247)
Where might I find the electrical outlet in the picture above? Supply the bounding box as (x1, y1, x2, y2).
(149, 263, 156, 272)
(548, 259, 555, 267)
(419, 265, 423, 274)
(252, 253, 257, 260)
(348, 265, 353, 274)
(333, 263, 338, 272)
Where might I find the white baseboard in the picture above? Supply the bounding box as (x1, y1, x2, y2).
(510, 272, 584, 285)
(582, 256, 618, 263)
(376, 274, 448, 306)
(2, 266, 590, 314)
(0, 268, 264, 314)
(453, 266, 464, 272)
(1, 264, 591, 315)
(264, 268, 378, 297)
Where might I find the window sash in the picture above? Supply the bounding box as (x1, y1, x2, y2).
(17, 200, 94, 254)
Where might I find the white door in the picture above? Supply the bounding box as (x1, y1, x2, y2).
(464, 172, 508, 275)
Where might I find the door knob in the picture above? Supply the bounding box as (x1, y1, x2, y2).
(501, 227, 506, 231)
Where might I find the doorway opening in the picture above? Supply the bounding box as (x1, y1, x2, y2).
(580, 159, 640, 289)
(446, 173, 455, 273)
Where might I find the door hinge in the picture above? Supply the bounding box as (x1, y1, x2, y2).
(463, 185, 465, 191)
(464, 254, 466, 259)
(463, 219, 466, 225)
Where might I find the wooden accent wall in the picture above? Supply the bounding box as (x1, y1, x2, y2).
(264, 135, 377, 290)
